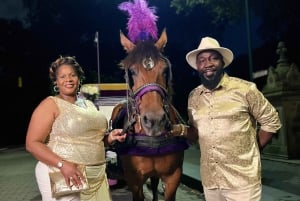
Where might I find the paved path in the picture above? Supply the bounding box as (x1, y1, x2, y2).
(0, 147, 204, 201)
(1, 146, 300, 201)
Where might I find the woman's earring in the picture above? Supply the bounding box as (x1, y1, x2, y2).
(53, 85, 59, 93)
(77, 81, 82, 94)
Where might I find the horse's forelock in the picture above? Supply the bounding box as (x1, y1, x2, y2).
(122, 41, 160, 68)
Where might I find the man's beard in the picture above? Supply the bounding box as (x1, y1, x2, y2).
(199, 68, 224, 89)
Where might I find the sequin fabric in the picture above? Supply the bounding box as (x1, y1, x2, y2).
(188, 74, 281, 189)
(47, 96, 108, 165)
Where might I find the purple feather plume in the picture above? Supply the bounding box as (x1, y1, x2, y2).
(118, 0, 158, 43)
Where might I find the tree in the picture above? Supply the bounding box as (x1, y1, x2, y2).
(170, 0, 299, 43)
(170, 0, 243, 25)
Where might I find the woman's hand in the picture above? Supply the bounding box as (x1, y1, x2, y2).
(60, 161, 85, 188)
(108, 129, 127, 145)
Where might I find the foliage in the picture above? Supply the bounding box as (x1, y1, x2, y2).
(169, 0, 300, 53)
(170, 0, 244, 25)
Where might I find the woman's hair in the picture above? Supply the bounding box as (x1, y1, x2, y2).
(49, 56, 85, 82)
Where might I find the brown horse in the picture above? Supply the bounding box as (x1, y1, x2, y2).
(109, 29, 189, 201)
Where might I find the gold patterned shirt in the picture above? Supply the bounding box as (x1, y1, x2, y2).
(47, 96, 108, 165)
(188, 74, 281, 189)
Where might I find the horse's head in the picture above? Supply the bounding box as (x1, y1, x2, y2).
(119, 29, 173, 136)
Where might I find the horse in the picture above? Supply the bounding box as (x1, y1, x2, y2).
(109, 29, 189, 201)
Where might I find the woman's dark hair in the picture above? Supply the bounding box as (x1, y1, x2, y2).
(49, 56, 85, 82)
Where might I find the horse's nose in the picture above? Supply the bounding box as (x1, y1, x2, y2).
(141, 111, 168, 136)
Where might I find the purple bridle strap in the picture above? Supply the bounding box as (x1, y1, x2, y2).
(133, 83, 167, 101)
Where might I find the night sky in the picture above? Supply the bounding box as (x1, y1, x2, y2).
(1, 0, 298, 146)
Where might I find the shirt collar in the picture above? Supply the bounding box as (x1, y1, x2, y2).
(198, 73, 229, 94)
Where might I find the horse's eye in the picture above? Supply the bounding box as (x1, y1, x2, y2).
(163, 67, 169, 80)
(128, 68, 136, 77)
(126, 68, 135, 89)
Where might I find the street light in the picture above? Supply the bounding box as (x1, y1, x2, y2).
(94, 31, 101, 84)
(245, 0, 253, 81)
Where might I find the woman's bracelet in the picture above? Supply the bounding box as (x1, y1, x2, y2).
(105, 130, 114, 144)
(109, 132, 116, 144)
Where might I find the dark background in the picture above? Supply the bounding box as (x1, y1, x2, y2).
(0, 0, 299, 147)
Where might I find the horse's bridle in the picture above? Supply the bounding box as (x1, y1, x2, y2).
(123, 56, 173, 135)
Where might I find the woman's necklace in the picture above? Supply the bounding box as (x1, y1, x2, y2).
(75, 97, 87, 108)
(57, 94, 87, 108)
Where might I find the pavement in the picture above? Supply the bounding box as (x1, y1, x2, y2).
(0, 146, 204, 201)
(0, 145, 300, 201)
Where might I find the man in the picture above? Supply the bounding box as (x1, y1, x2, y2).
(174, 37, 282, 201)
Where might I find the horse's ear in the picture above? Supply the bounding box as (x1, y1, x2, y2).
(120, 30, 136, 53)
(155, 28, 167, 51)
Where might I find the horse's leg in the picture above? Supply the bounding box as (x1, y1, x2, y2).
(150, 176, 159, 201)
(122, 171, 144, 201)
(162, 166, 182, 201)
(128, 182, 145, 201)
(162, 156, 182, 201)
(120, 156, 147, 201)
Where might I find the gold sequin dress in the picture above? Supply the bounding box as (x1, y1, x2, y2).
(47, 96, 112, 201)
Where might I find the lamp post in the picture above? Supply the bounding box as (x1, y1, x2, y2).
(94, 31, 101, 83)
(245, 0, 253, 81)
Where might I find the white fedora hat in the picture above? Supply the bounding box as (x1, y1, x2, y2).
(186, 36, 234, 70)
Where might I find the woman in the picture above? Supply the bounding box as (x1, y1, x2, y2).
(26, 56, 126, 201)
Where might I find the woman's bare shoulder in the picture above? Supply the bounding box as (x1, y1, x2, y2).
(33, 96, 58, 114)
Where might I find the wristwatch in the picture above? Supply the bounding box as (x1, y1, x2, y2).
(57, 160, 64, 169)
